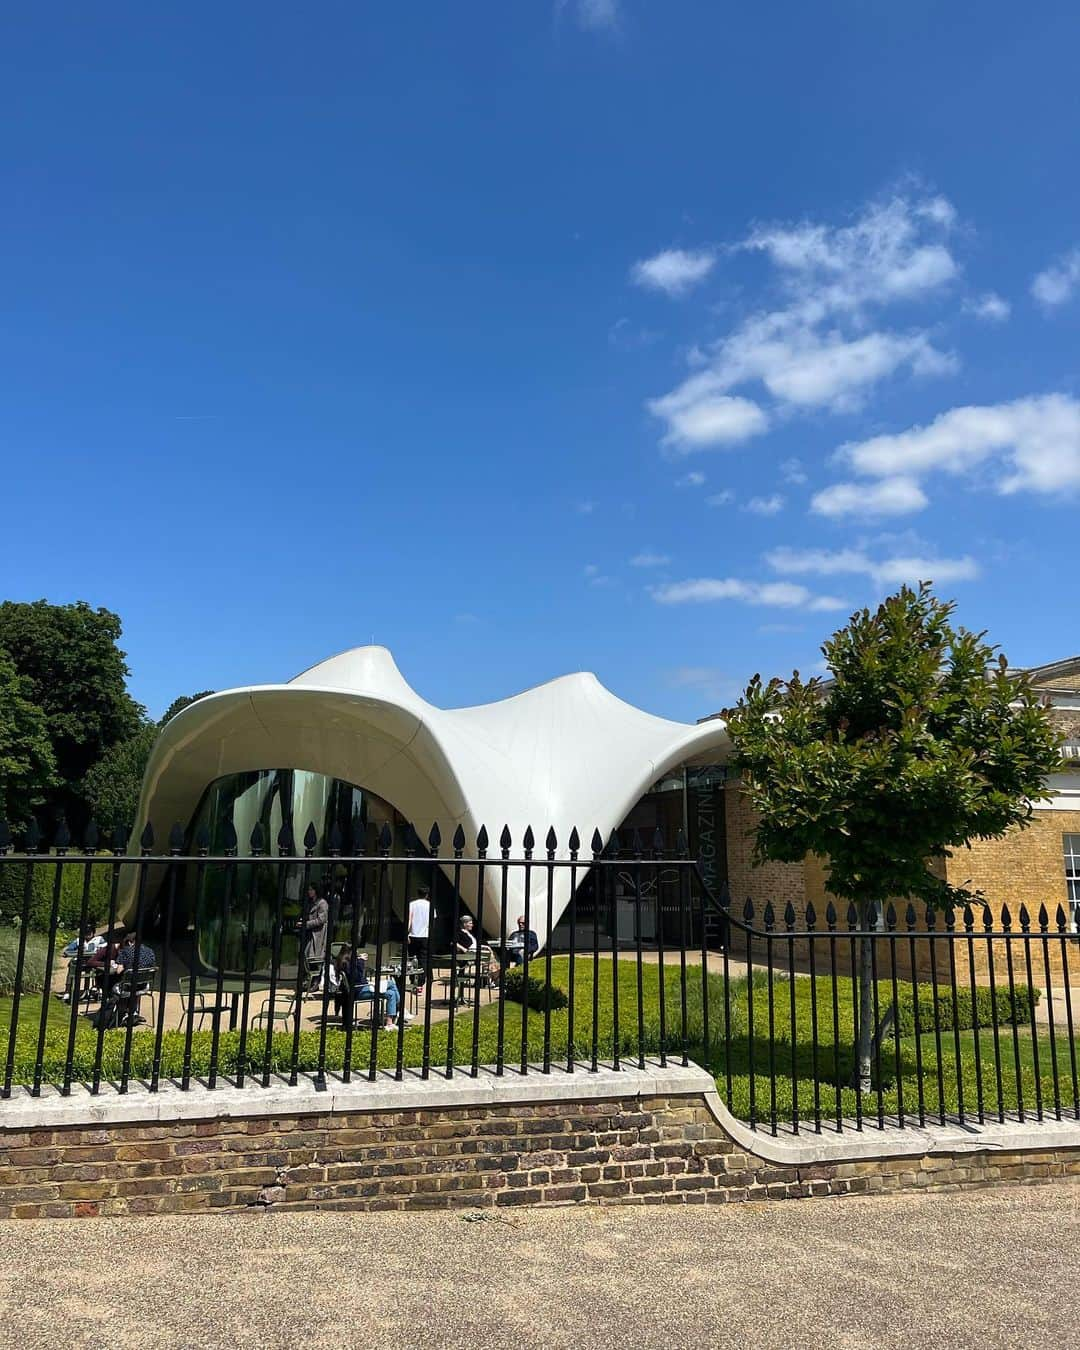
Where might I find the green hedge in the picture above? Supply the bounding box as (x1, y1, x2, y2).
(0, 856, 115, 933)
(502, 966, 570, 1012)
(894, 983, 1039, 1036)
(0, 927, 50, 996)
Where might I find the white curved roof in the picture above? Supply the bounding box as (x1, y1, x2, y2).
(132, 646, 730, 943)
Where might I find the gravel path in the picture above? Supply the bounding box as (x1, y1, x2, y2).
(2, 1187, 1077, 1348)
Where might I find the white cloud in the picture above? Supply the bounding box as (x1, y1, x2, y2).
(765, 545, 979, 586)
(721, 316, 956, 411)
(666, 666, 736, 701)
(780, 457, 807, 484)
(706, 489, 735, 507)
(650, 577, 848, 610)
(965, 292, 1011, 323)
(609, 317, 662, 349)
(630, 551, 671, 568)
(743, 493, 785, 516)
(644, 194, 960, 438)
(1031, 249, 1080, 309)
(631, 248, 716, 298)
(675, 470, 706, 488)
(647, 376, 768, 451)
(838, 395, 1080, 496)
(743, 194, 958, 312)
(571, 0, 620, 31)
(583, 563, 612, 587)
(871, 554, 980, 585)
(810, 476, 929, 518)
(574, 500, 595, 515)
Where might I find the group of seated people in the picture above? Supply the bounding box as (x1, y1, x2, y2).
(454, 912, 538, 967)
(57, 925, 157, 1028)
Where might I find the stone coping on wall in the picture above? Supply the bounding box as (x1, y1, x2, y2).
(3, 1061, 1079, 1167)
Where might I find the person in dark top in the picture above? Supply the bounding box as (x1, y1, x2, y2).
(91, 931, 156, 1027)
(504, 914, 539, 966)
(333, 944, 402, 1028)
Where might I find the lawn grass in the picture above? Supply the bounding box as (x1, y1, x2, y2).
(2, 956, 1077, 1129)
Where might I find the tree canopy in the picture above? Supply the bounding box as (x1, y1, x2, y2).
(0, 600, 143, 827)
(0, 649, 56, 826)
(724, 584, 1062, 911)
(82, 689, 216, 830)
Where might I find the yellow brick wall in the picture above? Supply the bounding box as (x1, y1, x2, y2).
(945, 809, 1076, 919)
(723, 784, 805, 918)
(722, 789, 1078, 986)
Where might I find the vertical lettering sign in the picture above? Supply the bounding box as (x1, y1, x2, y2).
(687, 767, 727, 894)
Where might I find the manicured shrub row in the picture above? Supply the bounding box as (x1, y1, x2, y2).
(893, 983, 1039, 1036)
(0, 856, 115, 933)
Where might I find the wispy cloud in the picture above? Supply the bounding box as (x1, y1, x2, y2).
(574, 500, 595, 515)
(1032, 248, 1080, 309)
(643, 193, 960, 451)
(743, 493, 785, 516)
(834, 395, 1080, 496)
(630, 551, 671, 568)
(666, 666, 737, 702)
(964, 292, 1011, 323)
(609, 316, 662, 349)
(780, 457, 807, 484)
(583, 563, 613, 587)
(810, 476, 929, 519)
(706, 489, 735, 507)
(558, 0, 621, 31)
(650, 577, 848, 611)
(766, 545, 979, 587)
(675, 470, 706, 488)
(631, 248, 716, 297)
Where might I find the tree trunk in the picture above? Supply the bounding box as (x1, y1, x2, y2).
(852, 903, 876, 1094)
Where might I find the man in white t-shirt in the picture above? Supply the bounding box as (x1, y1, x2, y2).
(407, 886, 432, 987)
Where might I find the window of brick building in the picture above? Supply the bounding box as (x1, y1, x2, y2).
(1063, 834, 1080, 930)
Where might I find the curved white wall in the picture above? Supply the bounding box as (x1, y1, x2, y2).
(131, 647, 731, 944)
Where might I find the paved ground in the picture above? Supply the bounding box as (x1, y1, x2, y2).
(1, 1187, 1077, 1348)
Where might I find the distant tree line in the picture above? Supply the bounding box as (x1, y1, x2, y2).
(0, 599, 212, 836)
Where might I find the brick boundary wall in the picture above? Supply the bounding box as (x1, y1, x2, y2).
(3, 1090, 1080, 1220)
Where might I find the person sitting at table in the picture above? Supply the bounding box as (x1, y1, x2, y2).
(57, 920, 104, 1003)
(504, 914, 539, 966)
(455, 915, 478, 953)
(333, 945, 404, 1029)
(90, 930, 156, 1027)
(86, 929, 125, 998)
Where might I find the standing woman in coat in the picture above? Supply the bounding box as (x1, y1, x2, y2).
(300, 882, 330, 993)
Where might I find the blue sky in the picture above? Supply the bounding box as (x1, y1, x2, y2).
(1, 1, 1078, 721)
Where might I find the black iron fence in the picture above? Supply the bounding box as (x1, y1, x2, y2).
(1, 817, 1078, 1139)
(0, 819, 712, 1100)
(715, 896, 1080, 1135)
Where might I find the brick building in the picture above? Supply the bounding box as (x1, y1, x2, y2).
(716, 657, 1080, 978)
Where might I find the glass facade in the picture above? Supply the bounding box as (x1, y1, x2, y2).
(173, 763, 730, 970)
(550, 765, 729, 950)
(179, 769, 430, 976)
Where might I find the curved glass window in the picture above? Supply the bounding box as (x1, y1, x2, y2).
(182, 770, 410, 976)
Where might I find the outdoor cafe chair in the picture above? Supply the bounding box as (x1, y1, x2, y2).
(179, 975, 232, 1031)
(112, 967, 157, 1027)
(250, 989, 299, 1034)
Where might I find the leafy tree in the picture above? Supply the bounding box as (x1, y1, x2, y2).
(160, 690, 215, 727)
(0, 649, 57, 826)
(0, 600, 143, 830)
(723, 584, 1061, 1093)
(82, 689, 215, 830)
